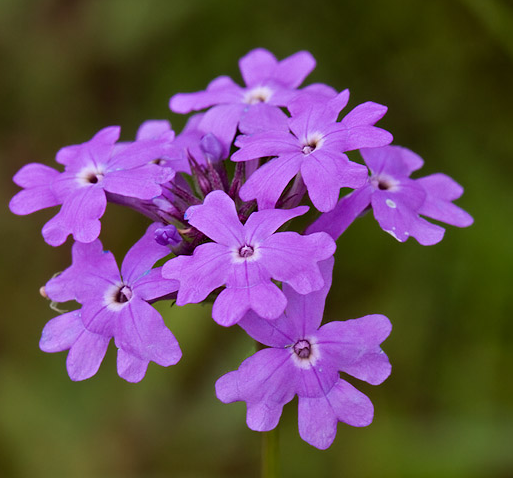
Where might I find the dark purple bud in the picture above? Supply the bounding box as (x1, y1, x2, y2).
(200, 133, 223, 162)
(154, 225, 181, 246)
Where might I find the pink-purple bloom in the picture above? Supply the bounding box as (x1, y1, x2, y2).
(308, 145, 473, 244)
(9, 48, 475, 450)
(162, 190, 336, 326)
(232, 90, 393, 212)
(39, 223, 181, 382)
(216, 258, 392, 449)
(169, 48, 318, 153)
(10, 126, 175, 246)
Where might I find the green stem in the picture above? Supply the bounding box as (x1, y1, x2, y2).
(261, 426, 280, 478)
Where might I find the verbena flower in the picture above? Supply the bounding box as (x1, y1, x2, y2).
(39, 223, 181, 381)
(232, 90, 393, 212)
(10, 126, 175, 246)
(169, 48, 319, 152)
(162, 190, 336, 326)
(308, 145, 473, 244)
(215, 258, 391, 449)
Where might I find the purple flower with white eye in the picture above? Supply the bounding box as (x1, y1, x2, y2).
(10, 126, 176, 246)
(162, 190, 336, 327)
(232, 90, 393, 212)
(169, 48, 320, 154)
(40, 223, 181, 382)
(307, 145, 474, 245)
(215, 258, 392, 449)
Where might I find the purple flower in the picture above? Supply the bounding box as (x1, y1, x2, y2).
(162, 190, 336, 327)
(169, 48, 318, 152)
(231, 90, 393, 212)
(40, 223, 181, 382)
(215, 258, 392, 449)
(307, 145, 474, 245)
(10, 126, 176, 246)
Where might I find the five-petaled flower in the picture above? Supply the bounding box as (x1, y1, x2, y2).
(39, 223, 181, 382)
(232, 90, 393, 212)
(162, 190, 336, 326)
(308, 145, 474, 244)
(216, 258, 392, 449)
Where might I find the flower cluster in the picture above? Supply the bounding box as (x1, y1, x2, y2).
(9, 48, 472, 449)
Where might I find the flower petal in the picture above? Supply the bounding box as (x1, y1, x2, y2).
(317, 314, 392, 385)
(134, 268, 178, 302)
(238, 103, 289, 135)
(306, 185, 373, 240)
(259, 231, 336, 294)
(416, 173, 473, 227)
(215, 348, 297, 431)
(232, 131, 299, 162)
(169, 76, 243, 113)
(238, 310, 294, 347)
(274, 51, 316, 88)
(162, 242, 231, 305)
(121, 223, 173, 284)
(239, 153, 303, 210)
(239, 48, 278, 87)
(198, 104, 245, 156)
(42, 186, 107, 246)
(298, 379, 374, 449)
(371, 192, 445, 245)
(136, 120, 172, 141)
(283, 257, 335, 336)
(39, 311, 84, 353)
(116, 349, 149, 383)
(361, 145, 424, 176)
(66, 329, 110, 381)
(114, 299, 182, 367)
(301, 150, 368, 212)
(243, 205, 308, 243)
(10, 163, 61, 215)
(184, 191, 244, 246)
(213, 262, 286, 326)
(102, 164, 174, 200)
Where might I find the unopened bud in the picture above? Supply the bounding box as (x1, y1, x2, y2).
(154, 225, 182, 246)
(200, 133, 223, 162)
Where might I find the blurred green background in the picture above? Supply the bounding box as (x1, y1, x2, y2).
(1, 0, 512, 477)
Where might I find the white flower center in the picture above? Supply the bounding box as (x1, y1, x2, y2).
(244, 86, 273, 104)
(301, 132, 324, 155)
(290, 337, 320, 369)
(104, 283, 133, 311)
(232, 242, 260, 264)
(370, 174, 399, 192)
(77, 164, 105, 186)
